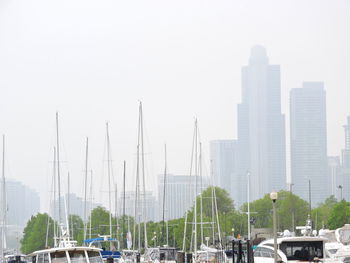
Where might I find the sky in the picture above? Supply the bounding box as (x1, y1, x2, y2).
(0, 0, 349, 212)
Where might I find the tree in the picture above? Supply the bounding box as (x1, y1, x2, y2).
(312, 195, 338, 229)
(69, 214, 84, 244)
(199, 186, 234, 216)
(20, 213, 55, 254)
(88, 206, 113, 237)
(327, 200, 350, 229)
(240, 190, 309, 231)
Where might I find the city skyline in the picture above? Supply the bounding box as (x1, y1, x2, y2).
(0, 0, 349, 211)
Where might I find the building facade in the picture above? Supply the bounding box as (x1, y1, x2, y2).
(51, 193, 100, 223)
(120, 190, 158, 222)
(290, 82, 328, 205)
(236, 46, 286, 204)
(327, 156, 341, 198)
(210, 140, 237, 203)
(157, 174, 209, 220)
(6, 180, 40, 227)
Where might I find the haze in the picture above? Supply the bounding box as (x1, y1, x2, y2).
(0, 0, 349, 211)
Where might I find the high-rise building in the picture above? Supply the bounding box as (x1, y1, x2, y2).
(236, 46, 286, 204)
(157, 174, 209, 220)
(6, 180, 40, 226)
(210, 140, 237, 202)
(120, 190, 157, 222)
(290, 82, 328, 205)
(51, 193, 100, 222)
(342, 116, 350, 169)
(327, 156, 341, 198)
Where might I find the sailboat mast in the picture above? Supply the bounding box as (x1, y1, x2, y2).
(134, 143, 141, 251)
(89, 170, 93, 239)
(67, 173, 70, 237)
(46, 148, 56, 248)
(106, 123, 113, 238)
(114, 183, 118, 240)
(162, 144, 168, 246)
(83, 137, 89, 241)
(122, 161, 126, 249)
(123, 160, 126, 228)
(139, 103, 148, 249)
(182, 121, 196, 252)
(1, 135, 6, 262)
(194, 119, 198, 257)
(199, 142, 204, 245)
(53, 147, 57, 247)
(56, 112, 62, 230)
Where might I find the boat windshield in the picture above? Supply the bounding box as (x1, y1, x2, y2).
(86, 251, 103, 263)
(159, 248, 176, 260)
(68, 251, 87, 263)
(90, 241, 118, 251)
(51, 252, 68, 263)
(280, 241, 323, 261)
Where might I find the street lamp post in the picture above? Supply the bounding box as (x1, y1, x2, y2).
(338, 185, 343, 201)
(270, 191, 278, 263)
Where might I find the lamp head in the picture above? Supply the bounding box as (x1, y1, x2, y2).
(270, 191, 278, 201)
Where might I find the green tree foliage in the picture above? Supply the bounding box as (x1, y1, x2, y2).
(327, 200, 350, 229)
(241, 190, 309, 231)
(311, 195, 338, 230)
(20, 213, 55, 254)
(199, 187, 234, 216)
(88, 206, 112, 236)
(69, 214, 84, 244)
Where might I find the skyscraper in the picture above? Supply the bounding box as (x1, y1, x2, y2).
(236, 46, 286, 204)
(7, 180, 40, 226)
(290, 82, 328, 205)
(157, 174, 209, 220)
(327, 156, 341, 198)
(210, 140, 237, 202)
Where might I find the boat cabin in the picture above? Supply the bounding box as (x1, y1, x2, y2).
(255, 236, 326, 263)
(28, 247, 103, 263)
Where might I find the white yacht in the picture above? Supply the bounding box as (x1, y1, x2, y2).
(254, 217, 328, 263)
(27, 236, 103, 263)
(320, 224, 350, 263)
(254, 235, 327, 263)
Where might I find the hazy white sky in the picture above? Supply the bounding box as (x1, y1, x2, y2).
(0, 0, 349, 211)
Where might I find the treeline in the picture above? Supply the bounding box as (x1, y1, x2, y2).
(20, 187, 350, 253)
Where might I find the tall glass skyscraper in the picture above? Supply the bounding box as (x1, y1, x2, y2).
(236, 46, 286, 204)
(290, 82, 328, 205)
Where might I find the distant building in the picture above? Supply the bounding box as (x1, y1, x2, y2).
(236, 46, 286, 205)
(328, 156, 341, 198)
(340, 116, 350, 201)
(157, 174, 209, 220)
(210, 140, 237, 202)
(51, 193, 100, 222)
(290, 82, 328, 205)
(6, 180, 40, 227)
(120, 190, 157, 222)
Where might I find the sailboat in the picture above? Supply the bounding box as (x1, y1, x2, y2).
(131, 102, 150, 262)
(83, 123, 121, 261)
(182, 120, 229, 263)
(29, 113, 104, 263)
